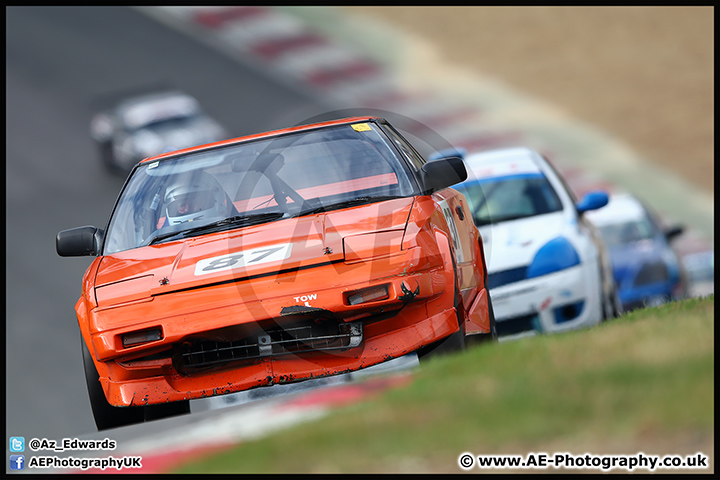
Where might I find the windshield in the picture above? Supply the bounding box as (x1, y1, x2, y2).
(103, 122, 415, 254)
(597, 218, 655, 247)
(456, 173, 563, 226)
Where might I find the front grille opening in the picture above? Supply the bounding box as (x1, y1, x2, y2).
(118, 348, 173, 368)
(553, 300, 585, 324)
(174, 320, 362, 373)
(496, 312, 539, 336)
(634, 262, 669, 286)
(488, 266, 528, 289)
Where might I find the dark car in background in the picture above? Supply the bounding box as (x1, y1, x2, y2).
(90, 89, 226, 174)
(585, 193, 689, 311)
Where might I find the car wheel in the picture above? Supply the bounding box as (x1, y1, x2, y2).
(81, 339, 190, 430)
(611, 286, 623, 318)
(598, 257, 620, 322)
(81, 339, 145, 431)
(416, 310, 466, 362)
(601, 289, 612, 322)
(601, 280, 623, 321)
(143, 400, 191, 422)
(418, 240, 468, 362)
(417, 282, 466, 362)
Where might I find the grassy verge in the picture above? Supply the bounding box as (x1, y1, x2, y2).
(175, 295, 714, 473)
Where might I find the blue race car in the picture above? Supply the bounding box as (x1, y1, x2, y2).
(585, 193, 689, 311)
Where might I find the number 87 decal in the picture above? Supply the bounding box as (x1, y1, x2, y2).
(194, 244, 292, 276)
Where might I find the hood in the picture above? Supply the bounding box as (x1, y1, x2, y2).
(478, 211, 568, 273)
(94, 198, 414, 305)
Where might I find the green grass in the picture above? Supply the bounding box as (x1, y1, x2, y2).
(174, 295, 714, 473)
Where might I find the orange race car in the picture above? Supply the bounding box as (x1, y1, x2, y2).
(56, 116, 495, 430)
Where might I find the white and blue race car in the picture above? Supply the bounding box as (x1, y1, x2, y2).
(453, 147, 622, 338)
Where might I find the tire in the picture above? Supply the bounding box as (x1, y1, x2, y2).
(417, 281, 466, 362)
(81, 339, 190, 430)
(82, 339, 144, 431)
(610, 284, 623, 318)
(601, 281, 623, 322)
(598, 256, 622, 322)
(418, 237, 467, 362)
(488, 293, 498, 340)
(416, 310, 466, 362)
(143, 401, 191, 421)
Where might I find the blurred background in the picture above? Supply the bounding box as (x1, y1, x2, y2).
(5, 5, 713, 454)
(345, 6, 713, 195)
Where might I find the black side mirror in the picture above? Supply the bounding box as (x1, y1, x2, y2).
(420, 156, 468, 194)
(664, 224, 684, 241)
(56, 226, 103, 257)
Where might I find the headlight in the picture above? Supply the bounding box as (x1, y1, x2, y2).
(345, 284, 390, 305)
(634, 261, 669, 286)
(526, 237, 580, 278)
(122, 327, 163, 348)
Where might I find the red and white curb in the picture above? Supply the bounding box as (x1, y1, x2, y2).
(60, 6, 714, 472)
(64, 373, 413, 474)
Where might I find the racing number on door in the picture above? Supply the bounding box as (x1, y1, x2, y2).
(194, 244, 293, 276)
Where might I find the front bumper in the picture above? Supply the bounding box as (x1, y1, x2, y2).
(87, 246, 459, 406)
(489, 264, 601, 338)
(102, 304, 457, 406)
(619, 281, 675, 311)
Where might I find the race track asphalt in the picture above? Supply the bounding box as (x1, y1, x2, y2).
(5, 6, 713, 474)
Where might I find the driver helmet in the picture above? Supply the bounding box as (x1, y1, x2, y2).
(164, 172, 227, 225)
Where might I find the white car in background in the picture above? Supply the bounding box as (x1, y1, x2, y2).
(453, 147, 621, 338)
(90, 89, 227, 174)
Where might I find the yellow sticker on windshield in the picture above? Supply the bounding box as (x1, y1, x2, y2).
(351, 123, 372, 132)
